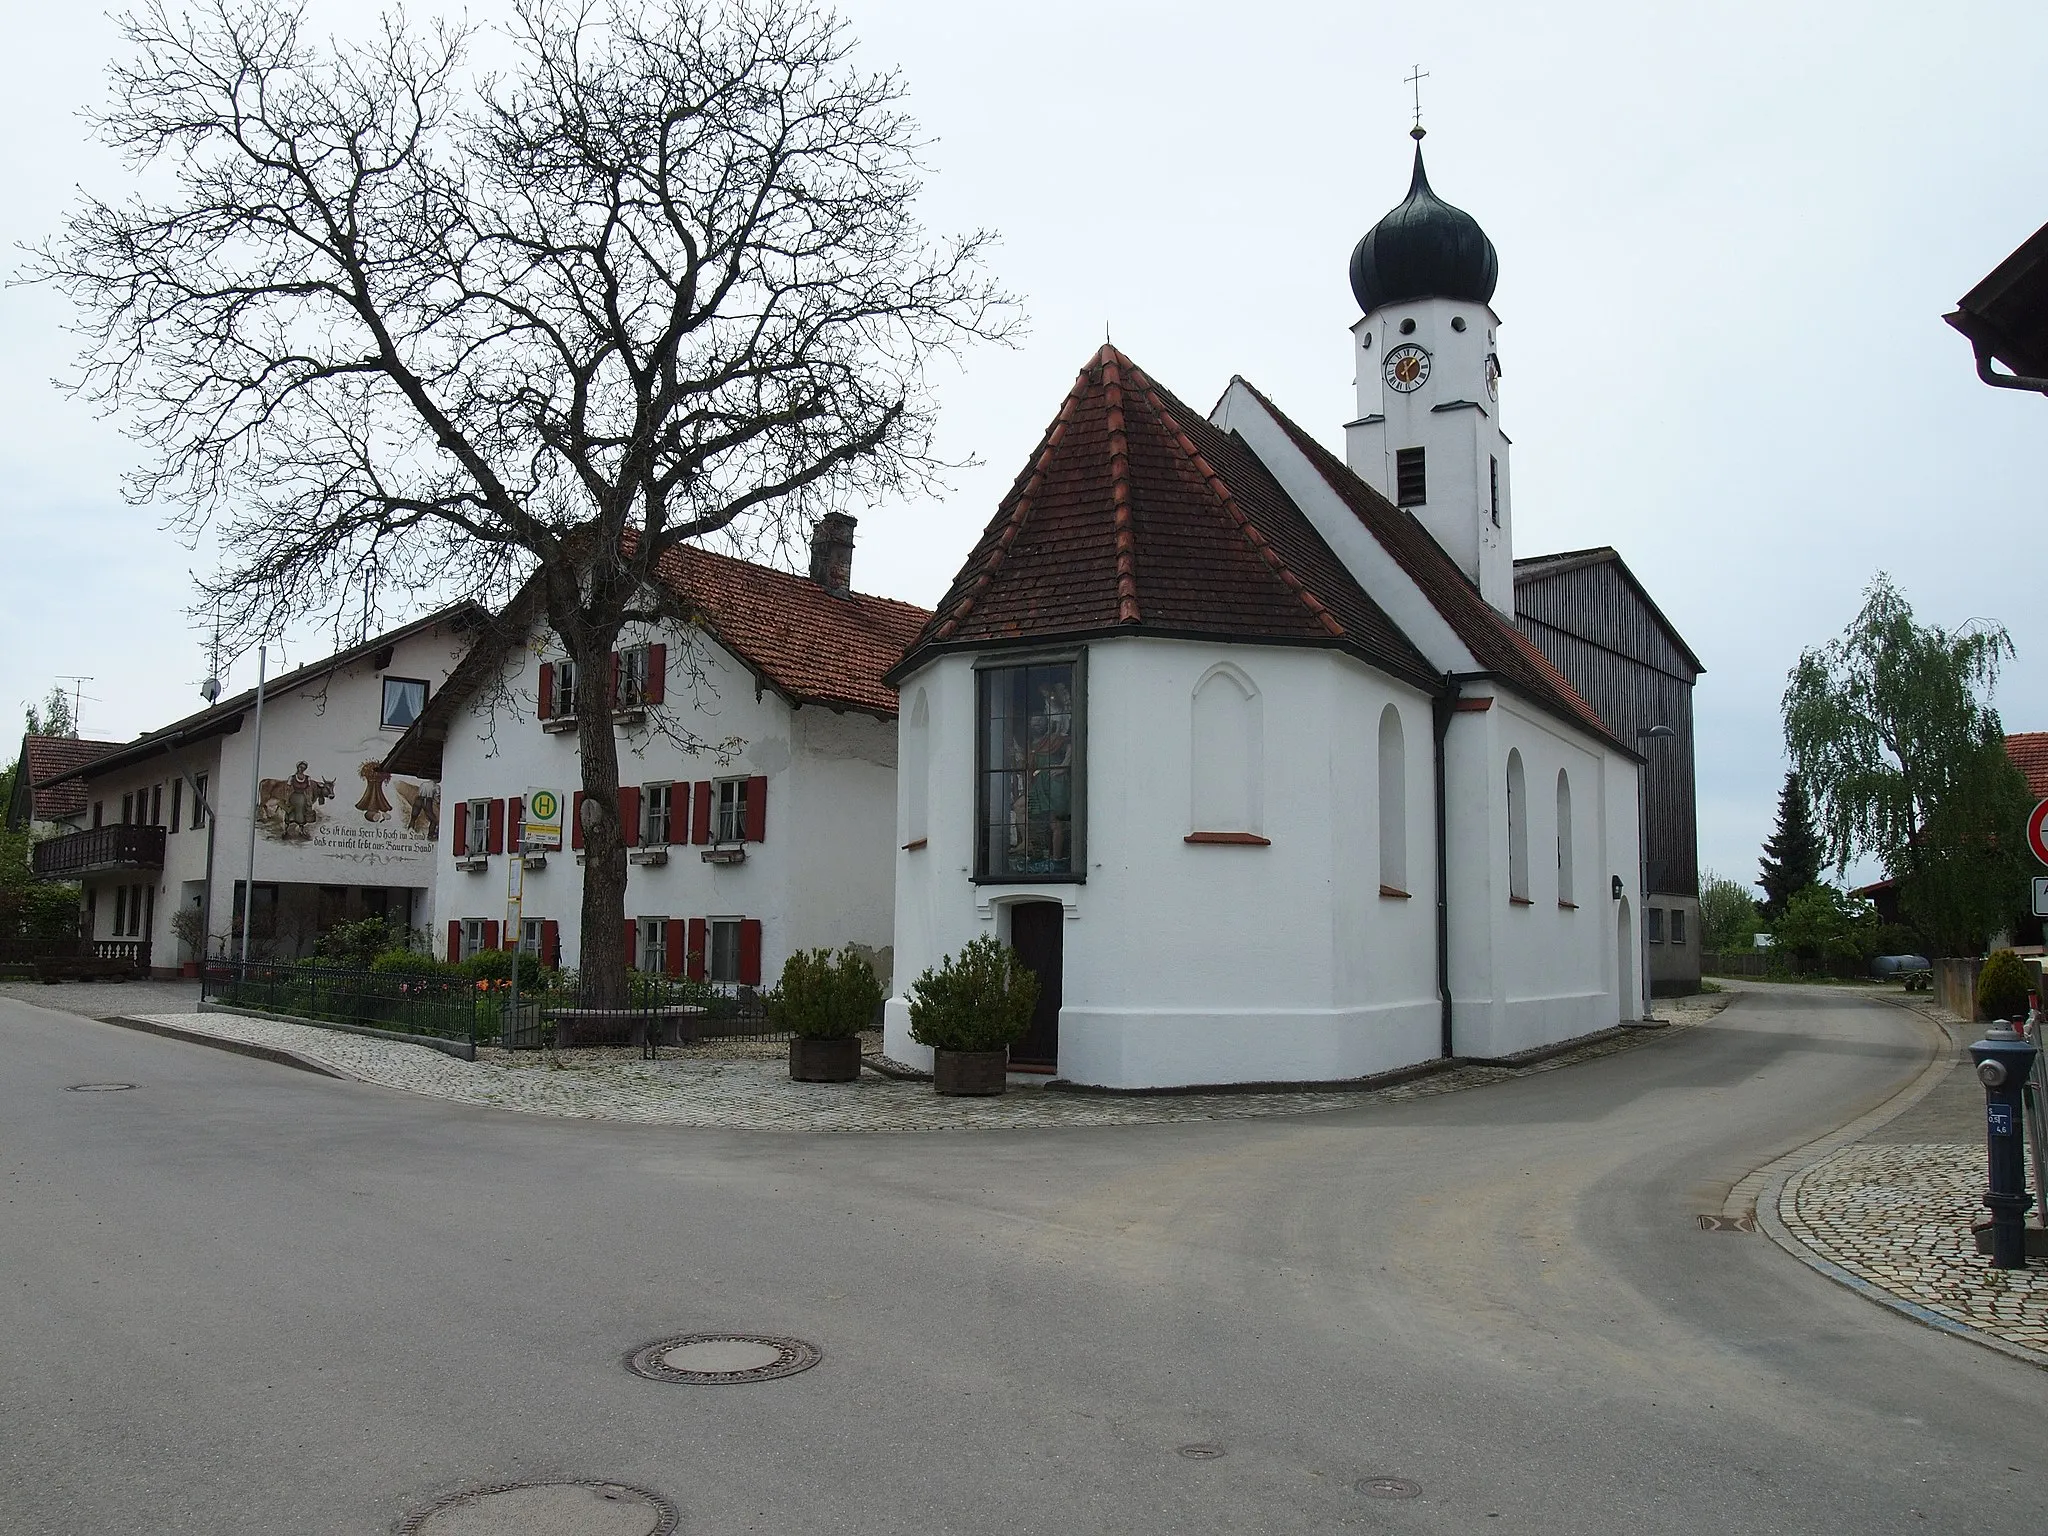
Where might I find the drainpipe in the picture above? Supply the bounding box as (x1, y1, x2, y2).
(239, 647, 267, 967)
(1431, 674, 1461, 1059)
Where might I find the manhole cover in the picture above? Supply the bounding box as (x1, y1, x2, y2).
(67, 1082, 136, 1092)
(399, 1480, 676, 1535)
(1357, 1476, 1422, 1500)
(1176, 1443, 1225, 1460)
(625, 1333, 821, 1384)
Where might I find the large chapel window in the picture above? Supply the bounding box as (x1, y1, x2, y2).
(976, 657, 1082, 881)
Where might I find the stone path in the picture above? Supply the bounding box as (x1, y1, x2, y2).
(103, 995, 1729, 1132)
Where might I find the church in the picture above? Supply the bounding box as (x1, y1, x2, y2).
(881, 132, 1657, 1090)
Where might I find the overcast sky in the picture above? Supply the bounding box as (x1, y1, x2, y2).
(4, 0, 2045, 893)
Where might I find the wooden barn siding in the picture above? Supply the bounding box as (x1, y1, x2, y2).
(1514, 563, 1696, 682)
(1516, 616, 1700, 898)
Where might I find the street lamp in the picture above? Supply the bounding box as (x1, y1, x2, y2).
(1635, 724, 1676, 1020)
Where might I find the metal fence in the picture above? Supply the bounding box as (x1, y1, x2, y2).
(202, 961, 485, 1048)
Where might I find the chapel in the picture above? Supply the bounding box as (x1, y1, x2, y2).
(883, 132, 1660, 1090)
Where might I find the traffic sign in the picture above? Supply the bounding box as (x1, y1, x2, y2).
(2034, 876, 2048, 919)
(524, 787, 564, 849)
(2028, 799, 2048, 867)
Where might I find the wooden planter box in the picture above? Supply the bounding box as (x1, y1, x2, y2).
(934, 1048, 1008, 1096)
(789, 1035, 863, 1082)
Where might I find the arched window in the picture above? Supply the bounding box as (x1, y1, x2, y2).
(1506, 749, 1530, 903)
(1190, 664, 1261, 834)
(1555, 768, 1575, 906)
(1378, 705, 1407, 893)
(905, 688, 929, 845)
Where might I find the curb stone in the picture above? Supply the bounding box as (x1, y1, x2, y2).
(97, 1014, 358, 1082)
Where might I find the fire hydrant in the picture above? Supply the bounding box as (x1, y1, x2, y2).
(1971, 1021, 2040, 1270)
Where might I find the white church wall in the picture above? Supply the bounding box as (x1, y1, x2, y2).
(884, 638, 1442, 1088)
(1442, 689, 1640, 1058)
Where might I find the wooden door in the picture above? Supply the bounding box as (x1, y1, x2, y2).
(1007, 901, 1064, 1069)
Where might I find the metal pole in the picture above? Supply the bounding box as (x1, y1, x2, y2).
(1638, 774, 1651, 1022)
(505, 828, 524, 1049)
(239, 646, 267, 967)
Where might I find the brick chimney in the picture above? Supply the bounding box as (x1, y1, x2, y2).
(808, 512, 857, 598)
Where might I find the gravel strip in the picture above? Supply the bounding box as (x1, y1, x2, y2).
(116, 992, 1728, 1132)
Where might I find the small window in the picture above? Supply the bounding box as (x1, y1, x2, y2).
(1670, 909, 1687, 947)
(714, 779, 749, 844)
(708, 918, 742, 984)
(555, 658, 579, 718)
(381, 677, 428, 730)
(93, 801, 104, 829)
(191, 776, 208, 830)
(114, 886, 127, 936)
(519, 917, 544, 956)
(1490, 456, 1500, 526)
(643, 783, 673, 845)
(1555, 769, 1574, 905)
(1506, 749, 1529, 902)
(465, 798, 490, 854)
(150, 785, 163, 826)
(905, 689, 930, 845)
(639, 918, 668, 975)
(976, 658, 1081, 880)
(170, 778, 182, 834)
(618, 646, 650, 708)
(1647, 908, 1665, 944)
(1378, 705, 1407, 893)
(121, 792, 134, 824)
(462, 918, 488, 961)
(1396, 447, 1427, 507)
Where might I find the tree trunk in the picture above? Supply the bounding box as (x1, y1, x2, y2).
(571, 628, 629, 1009)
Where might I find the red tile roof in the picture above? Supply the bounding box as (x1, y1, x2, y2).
(20, 735, 123, 820)
(1232, 379, 1631, 754)
(2008, 732, 2048, 798)
(897, 345, 1437, 689)
(649, 544, 930, 715)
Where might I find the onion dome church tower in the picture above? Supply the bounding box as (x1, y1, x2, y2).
(1344, 128, 1515, 614)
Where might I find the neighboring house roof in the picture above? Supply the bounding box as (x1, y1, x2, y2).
(1227, 378, 1631, 754)
(5, 735, 123, 829)
(385, 544, 930, 779)
(1946, 220, 2048, 383)
(1512, 545, 1707, 678)
(2007, 732, 2048, 799)
(35, 603, 490, 790)
(892, 345, 1438, 691)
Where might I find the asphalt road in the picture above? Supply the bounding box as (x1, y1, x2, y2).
(3, 984, 2042, 1534)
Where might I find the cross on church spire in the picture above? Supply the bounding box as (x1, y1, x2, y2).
(1406, 64, 1429, 140)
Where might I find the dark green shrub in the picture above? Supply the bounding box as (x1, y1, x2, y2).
(460, 947, 544, 990)
(772, 946, 886, 1039)
(908, 935, 1038, 1053)
(315, 916, 410, 970)
(1977, 948, 2032, 1021)
(370, 948, 457, 978)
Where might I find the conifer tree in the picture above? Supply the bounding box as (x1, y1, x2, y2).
(1758, 772, 1823, 921)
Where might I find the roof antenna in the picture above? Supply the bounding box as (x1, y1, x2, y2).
(200, 611, 222, 706)
(1406, 63, 1429, 140)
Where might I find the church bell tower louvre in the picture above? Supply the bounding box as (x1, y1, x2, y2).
(1344, 123, 1516, 615)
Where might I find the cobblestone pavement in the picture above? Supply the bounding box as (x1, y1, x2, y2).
(108, 992, 1730, 1132)
(1781, 1141, 2048, 1355)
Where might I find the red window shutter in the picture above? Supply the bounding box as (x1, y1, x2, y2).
(738, 919, 763, 986)
(664, 918, 685, 977)
(447, 919, 462, 962)
(483, 919, 500, 952)
(538, 662, 554, 720)
(541, 919, 560, 970)
(744, 775, 767, 842)
(645, 643, 666, 704)
(692, 781, 712, 845)
(623, 919, 637, 969)
(487, 798, 506, 854)
(571, 791, 586, 850)
(618, 785, 640, 847)
(508, 797, 523, 852)
(686, 918, 707, 981)
(609, 651, 621, 709)
(452, 803, 468, 856)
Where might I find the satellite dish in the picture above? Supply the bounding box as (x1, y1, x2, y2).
(200, 676, 221, 704)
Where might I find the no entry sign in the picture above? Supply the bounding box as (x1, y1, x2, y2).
(2028, 798, 2048, 867)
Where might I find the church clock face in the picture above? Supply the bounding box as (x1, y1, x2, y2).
(1485, 353, 1500, 400)
(1384, 343, 1431, 393)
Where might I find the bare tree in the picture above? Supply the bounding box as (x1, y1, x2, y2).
(34, 0, 1016, 1004)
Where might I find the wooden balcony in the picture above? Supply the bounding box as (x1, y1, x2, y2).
(31, 823, 167, 880)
